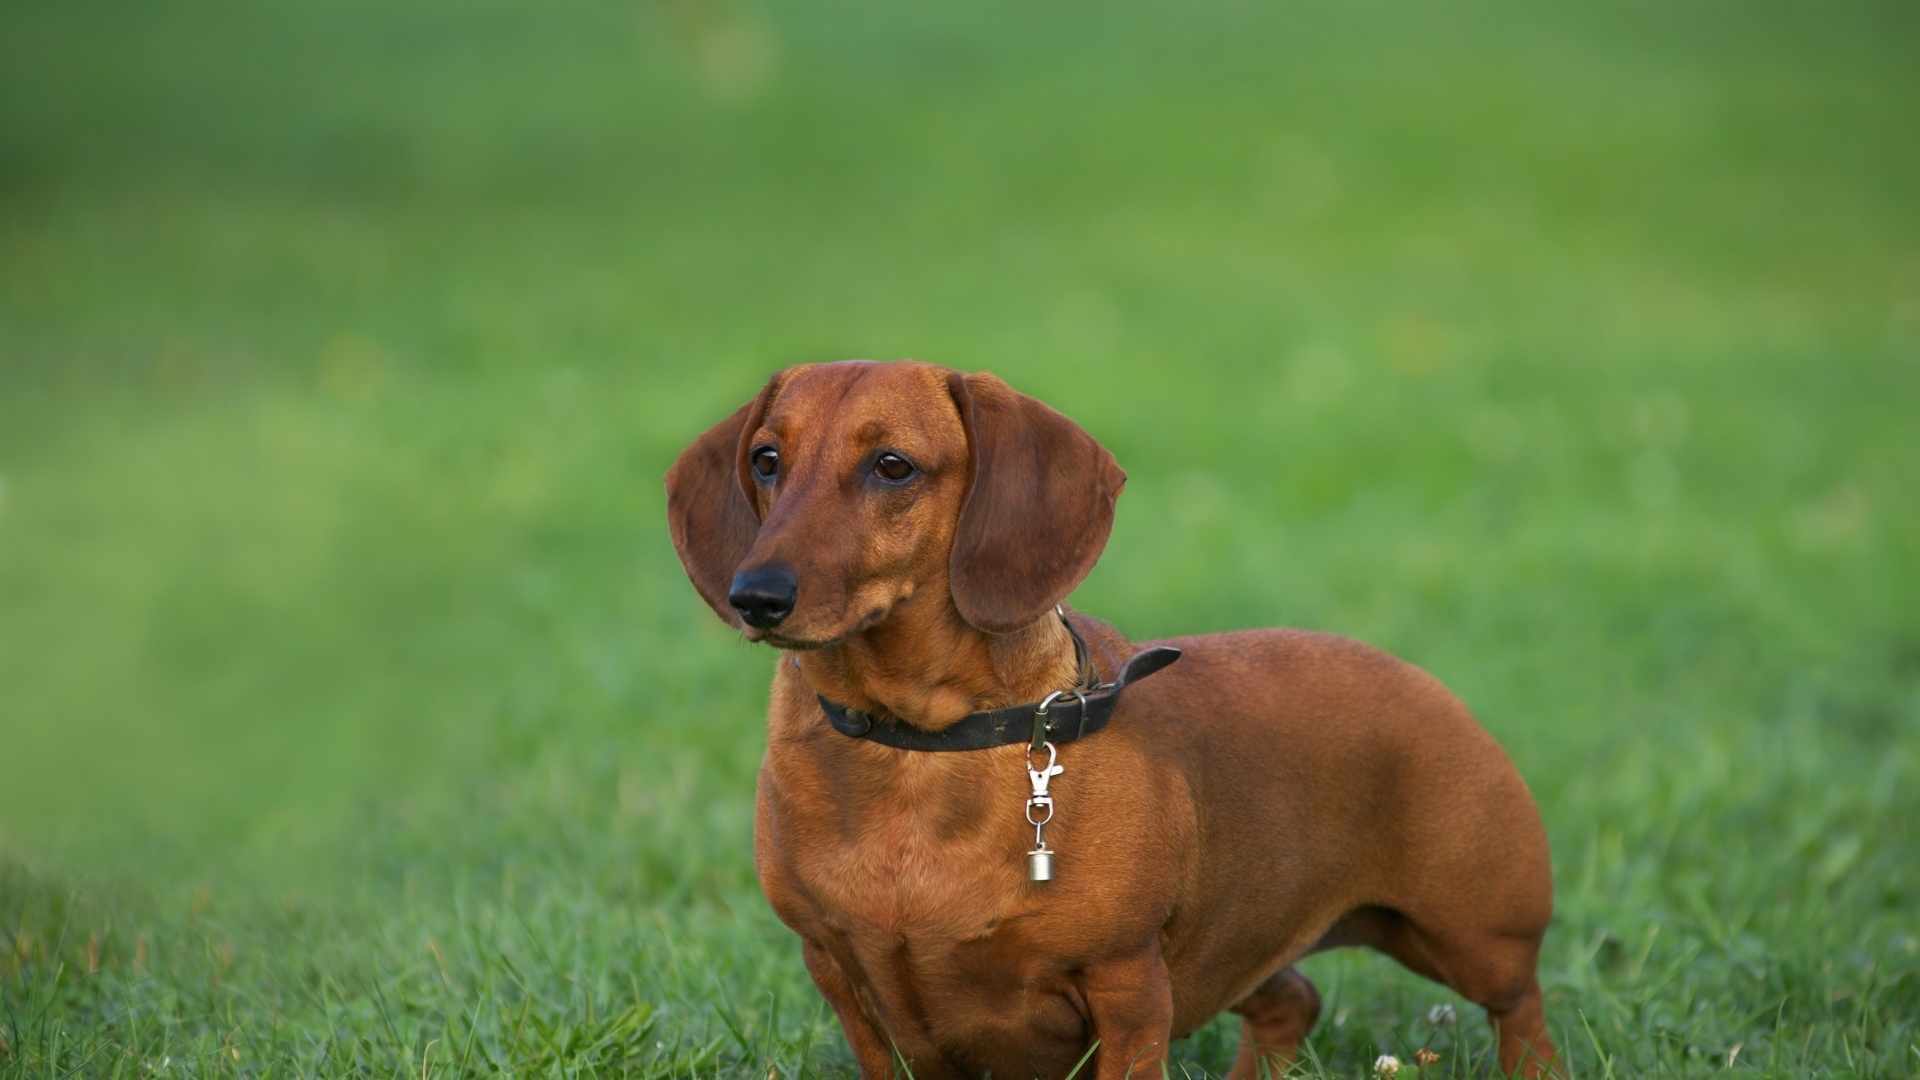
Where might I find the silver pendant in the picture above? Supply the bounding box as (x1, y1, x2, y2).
(1025, 741, 1062, 883)
(1027, 845, 1055, 882)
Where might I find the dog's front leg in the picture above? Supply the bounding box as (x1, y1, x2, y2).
(801, 940, 898, 1078)
(1082, 946, 1175, 1080)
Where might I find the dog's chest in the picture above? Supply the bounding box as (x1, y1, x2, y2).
(759, 738, 1039, 933)
(798, 798, 1028, 940)
(756, 739, 1161, 1075)
(783, 806, 1093, 1076)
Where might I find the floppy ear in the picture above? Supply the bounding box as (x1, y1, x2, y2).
(946, 371, 1126, 634)
(664, 376, 779, 624)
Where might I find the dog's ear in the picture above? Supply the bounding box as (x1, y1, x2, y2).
(665, 376, 780, 624)
(946, 371, 1126, 634)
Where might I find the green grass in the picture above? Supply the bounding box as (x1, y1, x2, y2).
(3, 0, 1917, 1075)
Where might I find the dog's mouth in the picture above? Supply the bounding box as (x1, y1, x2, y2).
(742, 623, 844, 651)
(752, 630, 837, 651)
(742, 605, 892, 652)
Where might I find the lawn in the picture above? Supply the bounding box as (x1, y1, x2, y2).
(2, 0, 1917, 1075)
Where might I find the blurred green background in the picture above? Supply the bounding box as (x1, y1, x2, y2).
(3, 0, 1917, 1075)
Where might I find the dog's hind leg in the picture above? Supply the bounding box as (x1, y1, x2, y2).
(1362, 914, 1559, 1078)
(1226, 967, 1321, 1079)
(1483, 975, 1556, 1079)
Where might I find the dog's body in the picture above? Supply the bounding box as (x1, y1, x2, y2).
(668, 361, 1557, 1078)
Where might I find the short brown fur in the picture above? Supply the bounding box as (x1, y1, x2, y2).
(666, 361, 1559, 1078)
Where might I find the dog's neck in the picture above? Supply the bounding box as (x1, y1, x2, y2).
(789, 594, 1079, 731)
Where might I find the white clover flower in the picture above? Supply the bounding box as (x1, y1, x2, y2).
(1426, 1002, 1457, 1026)
(1373, 1054, 1403, 1077)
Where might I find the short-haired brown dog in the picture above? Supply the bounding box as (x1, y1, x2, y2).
(666, 361, 1557, 1078)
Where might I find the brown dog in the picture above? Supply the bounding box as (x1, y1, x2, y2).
(666, 361, 1557, 1078)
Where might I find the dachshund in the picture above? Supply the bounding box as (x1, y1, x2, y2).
(666, 360, 1557, 1078)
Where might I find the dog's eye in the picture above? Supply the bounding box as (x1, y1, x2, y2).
(873, 452, 916, 483)
(750, 446, 780, 479)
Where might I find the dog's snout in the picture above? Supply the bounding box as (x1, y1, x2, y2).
(728, 564, 798, 629)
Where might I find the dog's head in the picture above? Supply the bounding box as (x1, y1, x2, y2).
(665, 361, 1124, 647)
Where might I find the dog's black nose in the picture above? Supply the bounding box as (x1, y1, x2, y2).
(728, 564, 798, 629)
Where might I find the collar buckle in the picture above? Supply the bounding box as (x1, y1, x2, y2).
(1031, 688, 1088, 752)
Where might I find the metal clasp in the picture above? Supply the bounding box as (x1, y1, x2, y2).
(1024, 740, 1063, 882)
(1026, 741, 1061, 818)
(1031, 688, 1087, 752)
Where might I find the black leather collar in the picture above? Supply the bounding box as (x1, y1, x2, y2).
(816, 615, 1182, 752)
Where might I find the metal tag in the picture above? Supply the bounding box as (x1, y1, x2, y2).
(1027, 846, 1055, 882)
(1024, 740, 1062, 883)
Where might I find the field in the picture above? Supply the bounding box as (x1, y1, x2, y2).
(2, 0, 1917, 1075)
